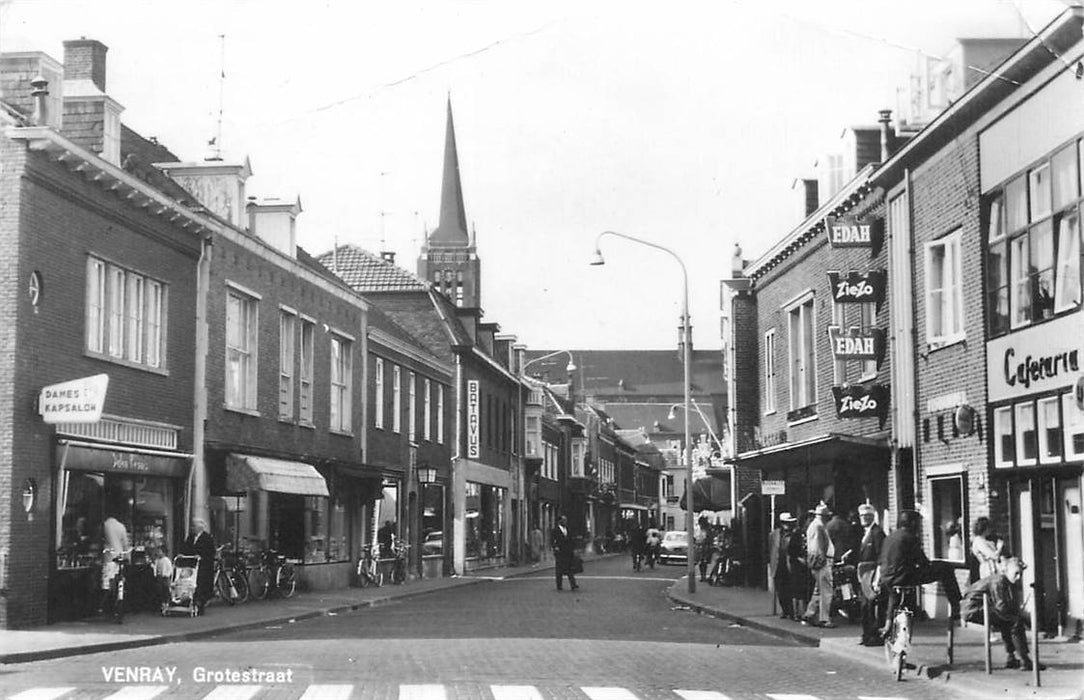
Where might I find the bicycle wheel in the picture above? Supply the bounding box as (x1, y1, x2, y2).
(392, 560, 406, 585)
(231, 569, 250, 603)
(277, 562, 297, 598)
(215, 569, 236, 605)
(248, 566, 270, 600)
(894, 651, 905, 681)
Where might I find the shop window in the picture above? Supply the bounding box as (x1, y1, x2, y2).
(1062, 392, 1084, 459)
(85, 256, 167, 369)
(1015, 402, 1037, 466)
(329, 334, 352, 433)
(374, 358, 385, 429)
(994, 406, 1014, 468)
(464, 481, 505, 559)
(374, 479, 400, 556)
(279, 311, 296, 421)
(1038, 396, 1063, 464)
(299, 319, 314, 424)
(421, 484, 444, 556)
(930, 476, 965, 561)
(226, 287, 258, 410)
(925, 229, 964, 347)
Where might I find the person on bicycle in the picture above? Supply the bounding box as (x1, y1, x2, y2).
(877, 509, 962, 639)
(645, 522, 661, 564)
(628, 524, 647, 571)
(180, 518, 216, 614)
(99, 509, 129, 611)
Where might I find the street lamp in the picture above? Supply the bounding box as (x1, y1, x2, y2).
(523, 349, 577, 376)
(667, 400, 726, 456)
(591, 230, 697, 594)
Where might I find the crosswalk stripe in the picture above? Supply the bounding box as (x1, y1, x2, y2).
(6, 689, 75, 700)
(491, 686, 544, 700)
(7, 689, 75, 700)
(675, 691, 733, 700)
(100, 688, 169, 700)
(767, 695, 820, 700)
(582, 688, 639, 700)
(200, 686, 262, 700)
(399, 685, 446, 700)
(299, 686, 352, 700)
(857, 697, 908, 700)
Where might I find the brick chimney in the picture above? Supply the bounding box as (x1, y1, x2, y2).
(61, 38, 123, 164)
(0, 51, 63, 127)
(63, 39, 107, 92)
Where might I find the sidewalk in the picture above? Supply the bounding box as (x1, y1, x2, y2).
(0, 554, 579, 665)
(666, 577, 1084, 700)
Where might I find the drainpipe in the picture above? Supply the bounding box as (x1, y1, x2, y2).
(452, 353, 464, 575)
(191, 235, 213, 524)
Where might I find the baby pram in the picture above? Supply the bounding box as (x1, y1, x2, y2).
(161, 554, 201, 617)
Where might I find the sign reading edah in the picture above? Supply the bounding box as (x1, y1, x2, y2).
(39, 374, 109, 424)
(828, 270, 887, 307)
(467, 380, 480, 458)
(826, 216, 884, 256)
(828, 326, 886, 367)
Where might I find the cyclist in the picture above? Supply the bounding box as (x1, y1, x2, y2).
(99, 508, 129, 613)
(645, 522, 661, 566)
(628, 524, 647, 571)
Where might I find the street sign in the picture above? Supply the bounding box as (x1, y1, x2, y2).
(39, 374, 109, 424)
(761, 480, 786, 495)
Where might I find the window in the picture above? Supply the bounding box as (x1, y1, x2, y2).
(787, 296, 816, 412)
(571, 438, 586, 478)
(764, 329, 777, 414)
(543, 440, 558, 480)
(1015, 403, 1037, 466)
(1062, 392, 1084, 459)
(329, 335, 352, 433)
(226, 288, 258, 410)
(1054, 209, 1081, 312)
(987, 195, 1010, 336)
(423, 379, 432, 441)
(299, 319, 314, 424)
(437, 384, 445, 444)
(392, 365, 402, 433)
(1038, 396, 1062, 464)
(930, 476, 965, 561)
(408, 372, 417, 442)
(374, 358, 385, 429)
(279, 311, 296, 421)
(85, 256, 167, 368)
(926, 230, 964, 347)
(994, 406, 1014, 468)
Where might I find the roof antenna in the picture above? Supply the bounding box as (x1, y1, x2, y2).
(378, 171, 391, 251)
(208, 34, 226, 161)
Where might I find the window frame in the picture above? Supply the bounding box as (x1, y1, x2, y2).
(374, 358, 385, 430)
(423, 378, 432, 441)
(392, 365, 402, 434)
(329, 333, 352, 434)
(785, 292, 817, 414)
(85, 256, 167, 369)
(299, 317, 315, 425)
(279, 309, 297, 421)
(225, 285, 259, 411)
(763, 328, 777, 415)
(924, 228, 965, 348)
(408, 371, 417, 442)
(437, 384, 445, 444)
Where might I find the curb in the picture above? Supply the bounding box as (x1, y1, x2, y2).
(665, 585, 820, 647)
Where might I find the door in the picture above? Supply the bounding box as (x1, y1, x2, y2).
(1058, 479, 1083, 636)
(1010, 481, 1036, 616)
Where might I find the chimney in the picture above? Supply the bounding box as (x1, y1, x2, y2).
(247, 195, 302, 258)
(156, 157, 252, 228)
(61, 38, 123, 164)
(794, 178, 819, 218)
(878, 109, 895, 162)
(0, 51, 64, 128)
(380, 251, 396, 264)
(63, 39, 107, 92)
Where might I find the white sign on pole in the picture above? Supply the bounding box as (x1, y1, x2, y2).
(39, 374, 109, 424)
(761, 480, 786, 496)
(467, 380, 480, 458)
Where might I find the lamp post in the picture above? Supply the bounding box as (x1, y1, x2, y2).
(591, 230, 696, 594)
(518, 349, 577, 562)
(668, 400, 726, 456)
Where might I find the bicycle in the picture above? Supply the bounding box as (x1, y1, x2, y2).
(356, 544, 383, 587)
(213, 544, 250, 605)
(390, 541, 410, 585)
(250, 549, 296, 599)
(883, 585, 916, 681)
(98, 547, 133, 624)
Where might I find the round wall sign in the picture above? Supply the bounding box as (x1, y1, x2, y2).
(28, 271, 42, 308)
(954, 404, 976, 437)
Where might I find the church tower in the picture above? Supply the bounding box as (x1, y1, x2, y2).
(418, 99, 481, 309)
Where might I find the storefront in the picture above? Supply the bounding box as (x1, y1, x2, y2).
(51, 439, 191, 622)
(465, 481, 506, 562)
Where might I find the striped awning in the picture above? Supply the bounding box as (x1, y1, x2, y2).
(227, 454, 329, 497)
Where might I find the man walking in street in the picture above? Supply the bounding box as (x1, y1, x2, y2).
(802, 502, 835, 628)
(552, 515, 579, 591)
(855, 503, 885, 645)
(768, 512, 798, 619)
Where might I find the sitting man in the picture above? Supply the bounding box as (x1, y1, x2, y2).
(877, 509, 962, 637)
(961, 557, 1045, 671)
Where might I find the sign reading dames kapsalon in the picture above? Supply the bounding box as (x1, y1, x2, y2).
(467, 380, 480, 458)
(825, 215, 884, 252)
(39, 374, 109, 424)
(987, 315, 1084, 403)
(828, 270, 887, 306)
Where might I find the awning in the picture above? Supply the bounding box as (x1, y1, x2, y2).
(226, 454, 329, 497)
(680, 474, 732, 512)
(733, 432, 889, 471)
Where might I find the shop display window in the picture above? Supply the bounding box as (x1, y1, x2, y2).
(421, 484, 444, 556)
(465, 482, 505, 559)
(1015, 403, 1037, 465)
(372, 479, 400, 557)
(994, 406, 1014, 468)
(930, 476, 965, 561)
(1062, 392, 1084, 459)
(1038, 396, 1063, 463)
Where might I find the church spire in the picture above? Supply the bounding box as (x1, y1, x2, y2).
(429, 97, 470, 245)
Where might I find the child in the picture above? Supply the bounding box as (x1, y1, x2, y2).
(153, 546, 173, 604)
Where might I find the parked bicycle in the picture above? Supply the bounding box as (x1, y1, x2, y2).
(883, 585, 916, 681)
(98, 547, 133, 624)
(213, 544, 250, 605)
(390, 541, 410, 585)
(356, 543, 383, 587)
(250, 549, 296, 599)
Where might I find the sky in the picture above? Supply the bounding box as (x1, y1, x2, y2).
(0, 0, 1069, 350)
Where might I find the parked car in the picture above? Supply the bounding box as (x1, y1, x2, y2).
(658, 530, 689, 565)
(422, 531, 443, 555)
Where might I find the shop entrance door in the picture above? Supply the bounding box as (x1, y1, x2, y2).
(1060, 480, 1083, 636)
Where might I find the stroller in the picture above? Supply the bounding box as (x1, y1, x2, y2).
(161, 554, 201, 617)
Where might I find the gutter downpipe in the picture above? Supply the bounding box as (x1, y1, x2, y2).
(452, 353, 465, 576)
(191, 234, 213, 525)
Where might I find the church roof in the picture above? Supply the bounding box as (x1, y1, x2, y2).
(427, 98, 470, 247)
(315, 244, 429, 292)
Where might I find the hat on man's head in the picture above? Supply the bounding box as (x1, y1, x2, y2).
(779, 512, 797, 523)
(813, 502, 830, 516)
(858, 503, 876, 516)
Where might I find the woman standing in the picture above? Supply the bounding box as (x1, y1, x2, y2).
(971, 516, 1004, 580)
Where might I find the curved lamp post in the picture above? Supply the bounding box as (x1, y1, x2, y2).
(591, 230, 696, 594)
(668, 400, 726, 456)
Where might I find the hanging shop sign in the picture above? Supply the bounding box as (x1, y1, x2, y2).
(825, 215, 884, 254)
(828, 326, 886, 366)
(832, 384, 890, 422)
(828, 270, 887, 307)
(761, 480, 786, 496)
(467, 379, 480, 458)
(39, 374, 109, 424)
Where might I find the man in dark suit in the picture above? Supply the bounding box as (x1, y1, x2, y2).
(180, 517, 216, 613)
(855, 503, 886, 645)
(768, 512, 798, 619)
(551, 515, 579, 591)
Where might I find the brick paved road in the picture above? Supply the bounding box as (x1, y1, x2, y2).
(0, 558, 962, 699)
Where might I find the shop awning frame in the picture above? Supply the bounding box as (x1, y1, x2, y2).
(731, 432, 889, 470)
(227, 453, 329, 497)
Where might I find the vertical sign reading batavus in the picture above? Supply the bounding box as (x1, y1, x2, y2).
(467, 380, 480, 458)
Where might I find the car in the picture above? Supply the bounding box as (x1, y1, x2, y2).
(658, 530, 689, 565)
(422, 531, 443, 555)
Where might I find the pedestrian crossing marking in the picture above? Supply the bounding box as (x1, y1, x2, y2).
(399, 685, 447, 700)
(7, 689, 74, 700)
(675, 691, 734, 700)
(200, 686, 262, 700)
(767, 695, 821, 700)
(857, 697, 908, 700)
(101, 688, 169, 700)
(582, 688, 639, 700)
(299, 686, 352, 700)
(491, 686, 544, 700)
